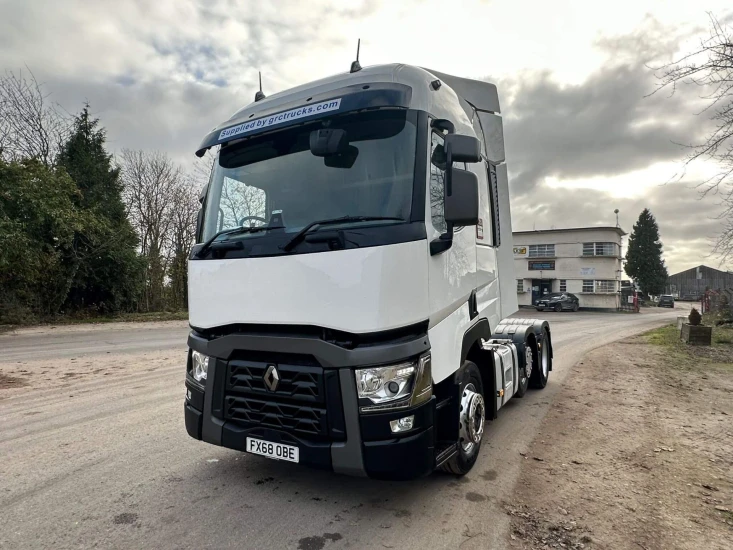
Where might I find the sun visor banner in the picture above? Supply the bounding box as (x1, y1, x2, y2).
(195, 83, 413, 157)
(218, 98, 342, 141)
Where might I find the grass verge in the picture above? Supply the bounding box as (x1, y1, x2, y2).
(0, 310, 188, 332)
(644, 322, 733, 370)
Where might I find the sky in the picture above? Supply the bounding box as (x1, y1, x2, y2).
(1, 0, 732, 273)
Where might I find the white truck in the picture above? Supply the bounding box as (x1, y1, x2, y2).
(184, 63, 553, 479)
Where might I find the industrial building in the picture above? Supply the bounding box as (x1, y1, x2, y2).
(514, 227, 626, 310)
(665, 265, 733, 300)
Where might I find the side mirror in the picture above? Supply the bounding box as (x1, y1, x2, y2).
(445, 167, 479, 226)
(445, 134, 481, 163)
(198, 183, 208, 204)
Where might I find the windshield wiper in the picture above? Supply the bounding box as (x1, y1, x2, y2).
(196, 225, 276, 258)
(282, 216, 404, 252)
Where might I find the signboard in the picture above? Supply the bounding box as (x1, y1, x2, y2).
(528, 261, 555, 271)
(513, 246, 528, 258)
(580, 267, 596, 276)
(628, 295, 634, 304)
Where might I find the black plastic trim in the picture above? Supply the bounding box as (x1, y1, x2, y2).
(468, 290, 478, 320)
(362, 427, 434, 480)
(185, 378, 205, 411)
(196, 83, 414, 156)
(188, 329, 430, 369)
(410, 110, 429, 224)
(190, 221, 427, 261)
(331, 369, 366, 476)
(460, 318, 491, 365)
(185, 403, 203, 440)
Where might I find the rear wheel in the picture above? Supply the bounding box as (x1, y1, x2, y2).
(529, 332, 549, 389)
(441, 361, 485, 475)
(572, 303, 579, 312)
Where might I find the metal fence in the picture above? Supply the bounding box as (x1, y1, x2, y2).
(617, 288, 639, 312)
(701, 288, 733, 317)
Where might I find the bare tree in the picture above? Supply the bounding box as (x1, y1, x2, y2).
(120, 149, 181, 311)
(652, 14, 733, 262)
(167, 177, 199, 310)
(0, 69, 69, 165)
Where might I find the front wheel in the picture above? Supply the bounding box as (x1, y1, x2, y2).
(554, 303, 562, 312)
(441, 361, 485, 476)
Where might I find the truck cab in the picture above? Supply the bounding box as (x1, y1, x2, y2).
(184, 64, 553, 479)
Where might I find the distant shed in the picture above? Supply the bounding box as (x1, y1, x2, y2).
(665, 265, 733, 299)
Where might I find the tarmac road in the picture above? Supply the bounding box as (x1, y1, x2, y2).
(0, 306, 686, 549)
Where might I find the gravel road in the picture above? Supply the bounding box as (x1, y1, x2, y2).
(0, 307, 686, 549)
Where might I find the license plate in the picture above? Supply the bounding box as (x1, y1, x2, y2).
(246, 437, 299, 463)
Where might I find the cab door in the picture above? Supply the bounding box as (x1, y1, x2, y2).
(426, 128, 477, 382)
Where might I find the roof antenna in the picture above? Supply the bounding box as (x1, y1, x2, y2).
(350, 39, 362, 73)
(254, 71, 266, 102)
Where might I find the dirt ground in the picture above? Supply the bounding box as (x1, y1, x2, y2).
(506, 324, 733, 550)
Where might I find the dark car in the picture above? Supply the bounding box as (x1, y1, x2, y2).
(658, 294, 675, 308)
(536, 292, 580, 312)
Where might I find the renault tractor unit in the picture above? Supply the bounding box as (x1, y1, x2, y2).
(184, 63, 553, 480)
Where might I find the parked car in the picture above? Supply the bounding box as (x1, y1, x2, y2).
(536, 292, 580, 312)
(658, 294, 675, 308)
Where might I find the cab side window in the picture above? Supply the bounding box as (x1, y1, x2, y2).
(429, 132, 447, 234)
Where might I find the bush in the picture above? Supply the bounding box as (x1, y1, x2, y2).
(689, 308, 702, 326)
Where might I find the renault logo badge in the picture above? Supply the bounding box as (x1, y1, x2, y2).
(264, 365, 280, 392)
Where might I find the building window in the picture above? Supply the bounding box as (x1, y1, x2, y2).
(517, 279, 523, 292)
(583, 242, 617, 256)
(595, 280, 616, 293)
(528, 244, 555, 258)
(582, 280, 617, 293)
(559, 279, 567, 292)
(429, 131, 447, 234)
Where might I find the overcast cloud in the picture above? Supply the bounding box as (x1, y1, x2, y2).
(1, 0, 731, 273)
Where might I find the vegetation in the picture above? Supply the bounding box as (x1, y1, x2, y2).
(688, 307, 702, 326)
(645, 323, 733, 368)
(0, 70, 203, 325)
(624, 208, 669, 297)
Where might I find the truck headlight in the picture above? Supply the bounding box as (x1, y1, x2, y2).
(355, 353, 432, 413)
(191, 350, 209, 383)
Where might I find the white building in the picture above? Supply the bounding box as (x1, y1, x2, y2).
(513, 227, 626, 310)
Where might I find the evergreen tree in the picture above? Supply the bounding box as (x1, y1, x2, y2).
(0, 159, 90, 322)
(56, 105, 144, 313)
(624, 209, 669, 296)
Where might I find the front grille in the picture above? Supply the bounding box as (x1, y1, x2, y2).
(225, 395, 327, 437)
(223, 358, 343, 441)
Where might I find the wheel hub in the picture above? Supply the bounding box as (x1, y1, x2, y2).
(524, 346, 533, 380)
(459, 383, 485, 453)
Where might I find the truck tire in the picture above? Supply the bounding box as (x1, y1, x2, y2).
(441, 361, 484, 475)
(529, 329, 550, 389)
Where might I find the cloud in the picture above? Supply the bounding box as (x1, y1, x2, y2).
(1, 0, 731, 271)
(510, 182, 727, 273)
(499, 19, 712, 197)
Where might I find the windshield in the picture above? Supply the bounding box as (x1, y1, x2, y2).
(544, 293, 564, 299)
(201, 110, 417, 242)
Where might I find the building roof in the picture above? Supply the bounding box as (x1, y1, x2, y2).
(512, 226, 627, 237)
(668, 264, 733, 278)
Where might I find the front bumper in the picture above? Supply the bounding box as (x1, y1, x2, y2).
(184, 328, 435, 480)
